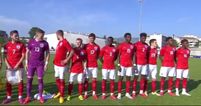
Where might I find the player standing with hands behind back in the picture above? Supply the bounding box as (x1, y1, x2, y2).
(175, 39, 191, 96)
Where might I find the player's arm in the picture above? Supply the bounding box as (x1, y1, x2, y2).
(3, 44, 11, 69)
(133, 44, 136, 66)
(61, 41, 74, 65)
(0, 44, 2, 69)
(14, 44, 26, 70)
(44, 43, 50, 71)
(99, 48, 104, 64)
(25, 48, 30, 70)
(159, 47, 164, 63)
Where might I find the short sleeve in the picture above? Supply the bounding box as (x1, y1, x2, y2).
(21, 43, 26, 54)
(99, 47, 105, 58)
(64, 40, 73, 51)
(27, 40, 32, 50)
(45, 42, 50, 51)
(4, 43, 8, 54)
(160, 47, 165, 56)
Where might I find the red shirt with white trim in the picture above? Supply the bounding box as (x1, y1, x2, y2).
(54, 39, 72, 67)
(148, 47, 158, 65)
(84, 43, 100, 68)
(160, 45, 176, 67)
(118, 42, 134, 67)
(176, 47, 190, 69)
(100, 45, 118, 69)
(134, 41, 149, 65)
(4, 41, 26, 69)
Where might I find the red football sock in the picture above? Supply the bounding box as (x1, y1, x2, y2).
(182, 78, 187, 89)
(83, 79, 88, 92)
(68, 83, 73, 95)
(176, 78, 181, 89)
(168, 77, 174, 91)
(18, 81, 23, 96)
(118, 80, 122, 93)
(160, 77, 165, 92)
(152, 80, 156, 92)
(144, 79, 148, 92)
(92, 79, 97, 94)
(126, 80, 131, 93)
(133, 78, 138, 92)
(56, 78, 60, 92)
(78, 83, 83, 95)
(6, 82, 12, 97)
(60, 79, 65, 97)
(102, 80, 106, 94)
(110, 80, 115, 93)
(140, 76, 145, 91)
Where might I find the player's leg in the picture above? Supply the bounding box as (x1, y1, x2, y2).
(175, 69, 182, 96)
(150, 65, 160, 96)
(57, 66, 66, 103)
(17, 69, 24, 104)
(23, 66, 36, 104)
(2, 70, 13, 104)
(92, 68, 98, 99)
(67, 73, 75, 101)
(181, 69, 191, 96)
(83, 68, 90, 99)
(77, 73, 84, 100)
(117, 66, 124, 99)
(140, 65, 148, 97)
(167, 67, 176, 96)
(101, 69, 108, 99)
(132, 65, 139, 98)
(109, 69, 116, 100)
(125, 67, 133, 99)
(37, 65, 45, 103)
(53, 65, 61, 98)
(159, 67, 168, 96)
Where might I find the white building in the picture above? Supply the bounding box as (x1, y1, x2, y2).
(146, 33, 167, 49)
(44, 32, 106, 51)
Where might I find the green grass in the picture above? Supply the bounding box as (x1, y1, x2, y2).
(0, 54, 201, 105)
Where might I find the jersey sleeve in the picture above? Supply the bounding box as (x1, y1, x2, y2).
(21, 43, 26, 54)
(64, 40, 73, 51)
(27, 40, 32, 50)
(45, 42, 50, 52)
(160, 47, 165, 56)
(117, 44, 122, 55)
(99, 47, 105, 58)
(3, 43, 8, 54)
(97, 45, 100, 57)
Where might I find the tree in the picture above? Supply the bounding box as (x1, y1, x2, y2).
(28, 27, 40, 38)
(173, 39, 179, 47)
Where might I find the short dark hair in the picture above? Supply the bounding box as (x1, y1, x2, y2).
(181, 39, 188, 44)
(76, 38, 83, 43)
(56, 30, 64, 36)
(124, 33, 131, 38)
(166, 37, 173, 42)
(88, 33, 96, 38)
(149, 39, 156, 45)
(108, 36, 114, 41)
(36, 28, 45, 34)
(10, 30, 18, 35)
(140, 32, 147, 38)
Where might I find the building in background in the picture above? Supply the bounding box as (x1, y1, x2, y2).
(146, 33, 167, 49)
(44, 32, 106, 51)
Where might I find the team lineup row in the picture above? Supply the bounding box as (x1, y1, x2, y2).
(1, 28, 191, 104)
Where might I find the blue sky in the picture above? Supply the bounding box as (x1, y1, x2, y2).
(0, 0, 201, 37)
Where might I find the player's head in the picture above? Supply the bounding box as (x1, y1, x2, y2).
(76, 38, 83, 48)
(88, 33, 96, 43)
(10, 30, 19, 42)
(149, 39, 157, 48)
(107, 36, 114, 46)
(56, 30, 64, 40)
(124, 33, 132, 42)
(140, 32, 147, 43)
(35, 28, 45, 40)
(181, 39, 189, 49)
(166, 37, 173, 46)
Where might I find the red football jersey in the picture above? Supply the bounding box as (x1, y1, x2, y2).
(148, 47, 158, 65)
(118, 42, 134, 67)
(70, 47, 86, 73)
(4, 41, 26, 69)
(100, 45, 118, 69)
(160, 45, 176, 67)
(84, 43, 100, 67)
(134, 41, 149, 65)
(54, 39, 72, 67)
(176, 47, 190, 69)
